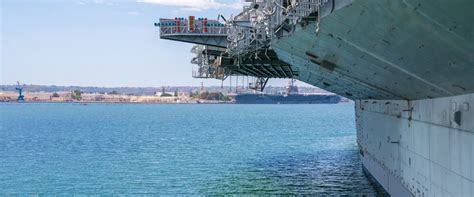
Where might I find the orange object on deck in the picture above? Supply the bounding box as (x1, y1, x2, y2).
(188, 16, 195, 32)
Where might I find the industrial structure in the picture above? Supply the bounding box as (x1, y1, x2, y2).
(15, 81, 24, 102)
(155, 0, 474, 196)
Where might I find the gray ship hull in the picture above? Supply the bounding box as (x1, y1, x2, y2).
(271, 1, 473, 196)
(355, 94, 473, 196)
(235, 94, 341, 104)
(273, 0, 473, 100)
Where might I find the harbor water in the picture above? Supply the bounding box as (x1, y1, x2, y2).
(0, 103, 380, 195)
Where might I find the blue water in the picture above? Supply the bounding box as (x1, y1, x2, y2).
(0, 103, 378, 195)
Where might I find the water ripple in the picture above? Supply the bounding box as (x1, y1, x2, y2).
(0, 103, 381, 195)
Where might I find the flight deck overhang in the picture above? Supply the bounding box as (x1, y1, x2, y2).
(155, 18, 228, 48)
(272, 0, 474, 100)
(153, 0, 354, 91)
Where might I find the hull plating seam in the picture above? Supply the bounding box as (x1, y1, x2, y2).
(356, 93, 474, 196)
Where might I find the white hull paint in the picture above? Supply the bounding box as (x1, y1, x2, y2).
(356, 94, 474, 196)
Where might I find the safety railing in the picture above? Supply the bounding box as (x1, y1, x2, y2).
(189, 45, 227, 79)
(225, 0, 330, 57)
(155, 18, 228, 36)
(286, 0, 329, 22)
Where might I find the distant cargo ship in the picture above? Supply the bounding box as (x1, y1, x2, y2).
(235, 80, 341, 104)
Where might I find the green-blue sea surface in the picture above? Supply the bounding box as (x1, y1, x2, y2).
(0, 103, 378, 195)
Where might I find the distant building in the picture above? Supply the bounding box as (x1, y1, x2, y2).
(0, 91, 16, 101)
(50, 92, 72, 102)
(81, 93, 105, 102)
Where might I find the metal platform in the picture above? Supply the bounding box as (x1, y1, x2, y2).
(155, 18, 228, 47)
(153, 1, 328, 88)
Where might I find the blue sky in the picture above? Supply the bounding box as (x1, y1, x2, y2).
(1, 0, 306, 87)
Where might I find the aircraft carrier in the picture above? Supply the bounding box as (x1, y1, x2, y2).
(154, 0, 473, 196)
(235, 80, 341, 104)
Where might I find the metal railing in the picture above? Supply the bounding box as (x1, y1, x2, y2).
(155, 1, 330, 56)
(154, 0, 332, 82)
(190, 45, 228, 79)
(225, 0, 330, 57)
(156, 19, 228, 36)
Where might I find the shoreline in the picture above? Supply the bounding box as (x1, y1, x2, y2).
(0, 101, 352, 105)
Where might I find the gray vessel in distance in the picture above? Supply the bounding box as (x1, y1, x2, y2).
(235, 80, 341, 104)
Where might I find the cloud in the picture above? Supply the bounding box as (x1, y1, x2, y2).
(136, 0, 245, 11)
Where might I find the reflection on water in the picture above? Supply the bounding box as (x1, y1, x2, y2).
(201, 150, 381, 195)
(0, 103, 382, 195)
